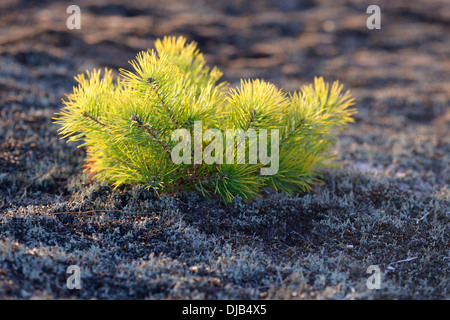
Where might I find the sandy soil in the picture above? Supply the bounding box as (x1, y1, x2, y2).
(0, 0, 448, 299)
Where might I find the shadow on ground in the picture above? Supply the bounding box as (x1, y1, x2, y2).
(0, 0, 448, 299)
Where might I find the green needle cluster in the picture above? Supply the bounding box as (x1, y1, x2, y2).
(54, 36, 356, 202)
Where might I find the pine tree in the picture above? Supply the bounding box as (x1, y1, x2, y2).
(54, 36, 356, 202)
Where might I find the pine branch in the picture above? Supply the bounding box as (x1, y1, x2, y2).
(244, 108, 257, 131)
(54, 36, 357, 203)
(147, 77, 179, 127)
(130, 114, 170, 152)
(82, 112, 108, 128)
(279, 117, 305, 150)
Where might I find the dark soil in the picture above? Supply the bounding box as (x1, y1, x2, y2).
(0, 0, 448, 299)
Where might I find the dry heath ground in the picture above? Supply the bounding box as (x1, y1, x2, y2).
(0, 0, 448, 299)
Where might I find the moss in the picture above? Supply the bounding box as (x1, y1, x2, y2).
(0, 0, 449, 300)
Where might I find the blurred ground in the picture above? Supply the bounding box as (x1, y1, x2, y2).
(0, 0, 449, 299)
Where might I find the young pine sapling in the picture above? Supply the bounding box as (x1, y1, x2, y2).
(54, 36, 356, 202)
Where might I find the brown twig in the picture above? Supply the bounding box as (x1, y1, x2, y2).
(131, 114, 170, 151)
(82, 112, 108, 128)
(51, 209, 127, 215)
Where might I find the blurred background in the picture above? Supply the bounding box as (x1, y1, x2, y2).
(1, 0, 449, 96)
(0, 0, 449, 300)
(0, 0, 449, 196)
